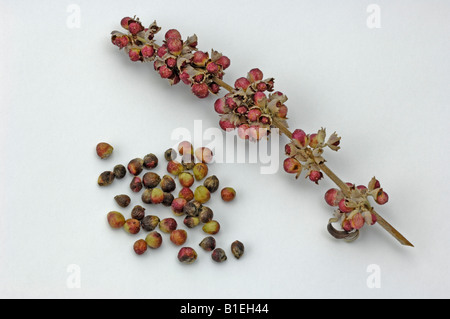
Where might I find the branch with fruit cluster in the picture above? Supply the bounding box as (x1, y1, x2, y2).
(110, 16, 413, 247)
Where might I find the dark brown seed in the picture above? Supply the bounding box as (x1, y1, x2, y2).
(114, 194, 131, 208)
(160, 175, 176, 193)
(142, 172, 161, 188)
(203, 175, 219, 193)
(113, 164, 126, 179)
(141, 189, 153, 204)
(130, 176, 143, 193)
(199, 236, 216, 251)
(141, 215, 160, 231)
(98, 171, 115, 186)
(164, 148, 177, 161)
(211, 248, 227, 263)
(143, 153, 158, 169)
(198, 206, 214, 223)
(181, 154, 196, 170)
(183, 201, 202, 217)
(231, 240, 245, 259)
(131, 205, 146, 220)
(162, 192, 174, 207)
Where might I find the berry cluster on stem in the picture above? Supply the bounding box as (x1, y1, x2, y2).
(111, 16, 413, 247)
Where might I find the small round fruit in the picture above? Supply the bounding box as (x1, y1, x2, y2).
(133, 239, 148, 255)
(178, 172, 195, 188)
(159, 218, 177, 233)
(145, 231, 163, 249)
(202, 220, 220, 235)
(107, 211, 126, 228)
(177, 247, 198, 264)
(221, 187, 236, 202)
(96, 142, 114, 159)
(194, 186, 211, 204)
(194, 147, 214, 163)
(124, 219, 141, 235)
(170, 229, 188, 246)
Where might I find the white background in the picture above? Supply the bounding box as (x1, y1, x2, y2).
(1, 0, 449, 299)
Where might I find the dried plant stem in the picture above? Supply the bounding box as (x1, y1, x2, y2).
(213, 76, 413, 247)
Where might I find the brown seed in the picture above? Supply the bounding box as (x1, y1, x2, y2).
(142, 172, 161, 188)
(141, 215, 160, 231)
(177, 247, 197, 264)
(141, 189, 152, 204)
(183, 201, 202, 217)
(143, 153, 158, 169)
(162, 192, 174, 207)
(113, 164, 126, 179)
(128, 158, 144, 176)
(131, 205, 146, 220)
(133, 239, 148, 255)
(114, 194, 131, 208)
(170, 229, 188, 246)
(211, 248, 227, 263)
(98, 171, 115, 186)
(130, 176, 143, 193)
(203, 175, 219, 193)
(159, 218, 177, 233)
(96, 142, 114, 159)
(160, 175, 176, 193)
(221, 187, 236, 202)
(199, 236, 216, 251)
(181, 154, 196, 170)
(164, 148, 177, 161)
(198, 206, 214, 223)
(231, 240, 245, 259)
(184, 216, 200, 228)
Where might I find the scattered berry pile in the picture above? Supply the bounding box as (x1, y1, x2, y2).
(97, 141, 244, 264)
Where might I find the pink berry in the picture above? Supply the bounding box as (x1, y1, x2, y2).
(256, 82, 267, 92)
(259, 115, 271, 125)
(191, 83, 209, 98)
(206, 62, 219, 74)
(215, 56, 231, 69)
(214, 98, 227, 114)
(128, 48, 141, 62)
(120, 17, 132, 30)
(277, 104, 288, 118)
(283, 158, 302, 175)
(209, 83, 220, 94)
(356, 185, 367, 191)
(225, 97, 237, 110)
(309, 133, 319, 148)
(167, 38, 183, 55)
(342, 219, 353, 232)
(292, 129, 308, 147)
(180, 71, 191, 85)
(248, 125, 267, 141)
(219, 119, 236, 131)
(253, 92, 267, 107)
(338, 198, 353, 214)
(141, 45, 154, 58)
(375, 189, 389, 205)
(165, 29, 182, 40)
(350, 213, 365, 230)
(234, 77, 251, 90)
(157, 45, 168, 58)
(247, 108, 262, 122)
(159, 65, 173, 79)
(128, 22, 143, 35)
(237, 124, 250, 139)
(324, 188, 343, 207)
(309, 170, 323, 184)
(192, 51, 209, 67)
(248, 68, 263, 82)
(166, 57, 177, 68)
(236, 106, 248, 115)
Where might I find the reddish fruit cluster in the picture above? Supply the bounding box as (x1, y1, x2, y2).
(214, 69, 288, 141)
(324, 177, 389, 232)
(112, 17, 230, 98)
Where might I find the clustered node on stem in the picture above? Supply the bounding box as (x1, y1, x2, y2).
(110, 16, 412, 247)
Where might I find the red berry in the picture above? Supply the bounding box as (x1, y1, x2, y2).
(308, 170, 323, 184)
(338, 199, 353, 214)
(191, 83, 209, 98)
(141, 45, 154, 58)
(283, 158, 302, 175)
(159, 65, 173, 78)
(192, 51, 209, 67)
(165, 29, 182, 40)
(128, 48, 141, 62)
(292, 129, 308, 147)
(219, 119, 236, 131)
(234, 77, 251, 90)
(128, 22, 143, 35)
(248, 68, 263, 82)
(167, 38, 183, 55)
(215, 56, 231, 69)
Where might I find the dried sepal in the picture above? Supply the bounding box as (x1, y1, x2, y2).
(326, 132, 341, 151)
